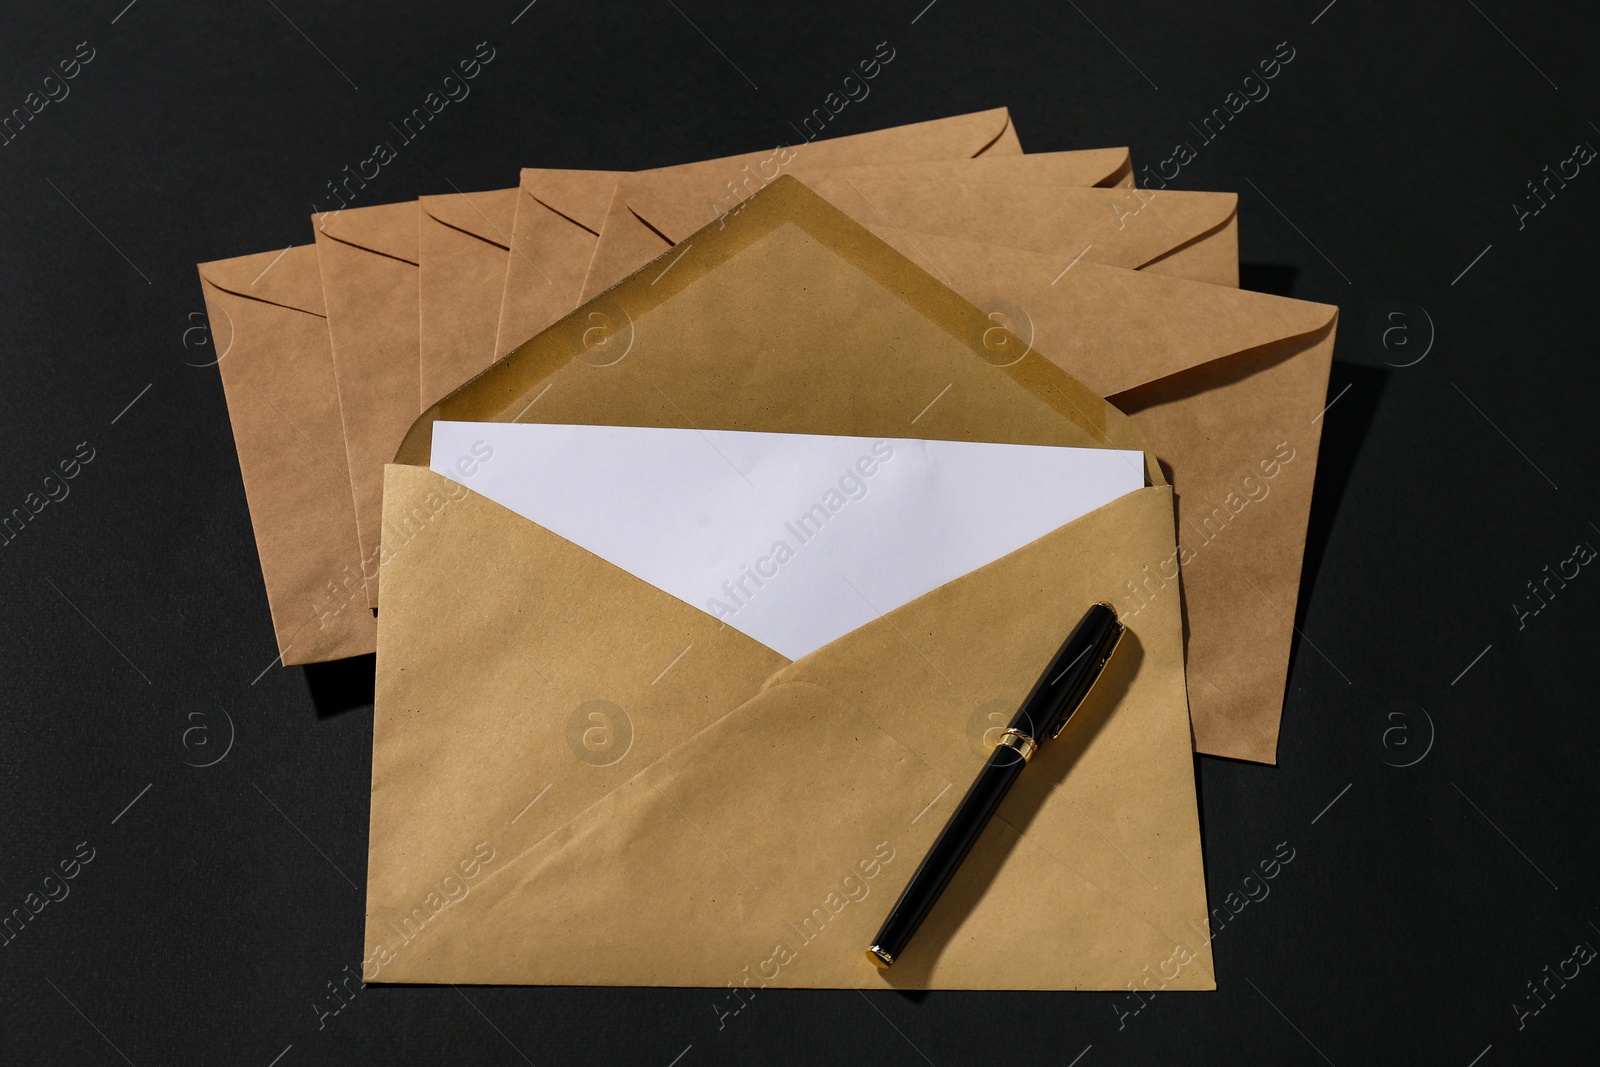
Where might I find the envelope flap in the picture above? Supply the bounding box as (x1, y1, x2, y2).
(644, 107, 1017, 182)
(884, 231, 1339, 396)
(617, 148, 1134, 243)
(396, 176, 1161, 488)
(420, 188, 517, 249)
(518, 168, 619, 234)
(197, 244, 325, 316)
(610, 108, 1017, 237)
(765, 485, 1213, 977)
(368, 481, 1213, 988)
(809, 177, 1238, 270)
(366, 463, 789, 941)
(313, 200, 420, 264)
(821, 147, 1132, 187)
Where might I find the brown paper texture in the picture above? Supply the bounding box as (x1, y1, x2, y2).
(314, 201, 422, 606)
(370, 475, 1209, 989)
(803, 177, 1239, 287)
(814, 146, 1131, 188)
(558, 177, 1326, 762)
(494, 108, 1027, 358)
(607, 170, 1238, 294)
(492, 168, 619, 360)
(511, 178, 1328, 761)
(366, 177, 1209, 989)
(585, 147, 1138, 296)
(848, 228, 1336, 763)
(578, 110, 1029, 301)
(198, 245, 376, 663)
(418, 187, 518, 409)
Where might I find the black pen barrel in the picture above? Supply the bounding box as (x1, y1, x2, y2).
(866, 603, 1123, 968)
(869, 747, 1027, 965)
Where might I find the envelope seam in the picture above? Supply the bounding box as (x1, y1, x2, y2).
(315, 227, 420, 267)
(198, 278, 326, 320)
(524, 190, 602, 236)
(422, 210, 513, 252)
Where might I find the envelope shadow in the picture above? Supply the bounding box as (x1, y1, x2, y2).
(875, 630, 1144, 991)
(302, 653, 376, 719)
(1295, 359, 1387, 632)
(1239, 263, 1300, 298)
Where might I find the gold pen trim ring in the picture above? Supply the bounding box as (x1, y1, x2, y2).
(997, 729, 1037, 762)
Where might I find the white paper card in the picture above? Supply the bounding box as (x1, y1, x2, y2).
(430, 422, 1142, 661)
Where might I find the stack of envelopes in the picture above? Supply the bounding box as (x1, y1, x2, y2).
(197, 108, 1338, 989)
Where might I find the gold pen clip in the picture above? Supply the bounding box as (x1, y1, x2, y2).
(1051, 605, 1126, 739)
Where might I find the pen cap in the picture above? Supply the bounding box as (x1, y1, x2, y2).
(1007, 603, 1124, 741)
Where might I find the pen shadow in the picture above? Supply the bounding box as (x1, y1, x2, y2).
(873, 630, 1143, 992)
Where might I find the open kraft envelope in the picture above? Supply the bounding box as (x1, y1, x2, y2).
(845, 227, 1337, 764)
(314, 200, 422, 608)
(493, 107, 1036, 359)
(570, 175, 1328, 762)
(364, 177, 1213, 989)
(197, 245, 375, 664)
(579, 149, 1198, 302)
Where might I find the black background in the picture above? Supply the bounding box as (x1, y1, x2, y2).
(2, 1, 1598, 1064)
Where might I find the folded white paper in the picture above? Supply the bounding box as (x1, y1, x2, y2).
(429, 422, 1143, 660)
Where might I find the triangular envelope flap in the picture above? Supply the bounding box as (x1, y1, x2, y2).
(765, 486, 1212, 980)
(369, 483, 1211, 988)
(429, 423, 1144, 660)
(616, 148, 1134, 243)
(882, 230, 1338, 397)
(518, 168, 619, 234)
(395, 176, 1158, 487)
(807, 177, 1239, 270)
(611, 109, 1018, 235)
(420, 188, 517, 249)
(313, 200, 420, 264)
(367, 464, 788, 941)
(634, 107, 1015, 184)
(197, 244, 325, 316)
(576, 110, 1020, 301)
(823, 147, 1132, 188)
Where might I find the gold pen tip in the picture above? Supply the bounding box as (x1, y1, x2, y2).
(867, 945, 894, 969)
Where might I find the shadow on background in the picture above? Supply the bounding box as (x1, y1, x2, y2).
(1239, 263, 1299, 298)
(1295, 361, 1388, 634)
(303, 653, 376, 719)
(1240, 262, 1388, 666)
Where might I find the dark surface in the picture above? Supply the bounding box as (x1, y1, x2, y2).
(3, 1, 1598, 1063)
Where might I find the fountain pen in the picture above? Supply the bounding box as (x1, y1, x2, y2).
(866, 602, 1125, 969)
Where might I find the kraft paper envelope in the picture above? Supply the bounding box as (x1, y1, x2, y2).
(578, 145, 1152, 300)
(197, 245, 376, 663)
(816, 147, 1132, 188)
(494, 107, 1028, 357)
(364, 177, 1213, 989)
(564, 184, 1327, 759)
(590, 171, 1238, 299)
(799, 176, 1239, 287)
(418, 187, 518, 410)
(314, 201, 421, 607)
(846, 227, 1336, 763)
